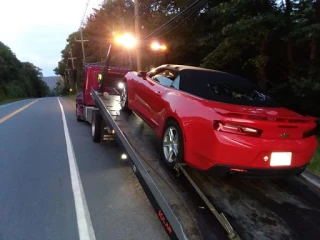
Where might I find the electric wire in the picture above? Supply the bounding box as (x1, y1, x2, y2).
(141, 0, 203, 41)
(153, 0, 209, 39)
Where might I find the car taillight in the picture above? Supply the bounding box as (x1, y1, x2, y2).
(213, 121, 262, 137)
(303, 128, 316, 138)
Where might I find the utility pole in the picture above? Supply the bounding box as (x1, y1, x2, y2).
(75, 29, 89, 66)
(134, 0, 142, 71)
(99, 44, 103, 61)
(128, 50, 132, 69)
(68, 49, 76, 69)
(65, 68, 71, 90)
(68, 49, 78, 93)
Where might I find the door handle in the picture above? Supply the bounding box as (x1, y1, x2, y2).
(156, 91, 161, 96)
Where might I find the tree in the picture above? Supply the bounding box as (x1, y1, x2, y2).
(55, 0, 320, 116)
(0, 41, 49, 100)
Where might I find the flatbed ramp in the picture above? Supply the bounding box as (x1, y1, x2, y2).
(92, 90, 320, 240)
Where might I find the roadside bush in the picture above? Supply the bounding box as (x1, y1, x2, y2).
(0, 88, 6, 101)
(5, 82, 27, 98)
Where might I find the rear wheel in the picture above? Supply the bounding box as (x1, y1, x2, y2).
(160, 120, 185, 169)
(120, 83, 131, 112)
(76, 104, 83, 122)
(92, 111, 102, 143)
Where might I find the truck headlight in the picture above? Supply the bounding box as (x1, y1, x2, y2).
(118, 82, 124, 89)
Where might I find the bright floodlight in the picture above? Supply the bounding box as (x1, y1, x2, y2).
(151, 42, 167, 51)
(115, 35, 123, 44)
(121, 153, 127, 159)
(151, 42, 161, 51)
(118, 82, 124, 89)
(160, 45, 167, 51)
(115, 33, 137, 49)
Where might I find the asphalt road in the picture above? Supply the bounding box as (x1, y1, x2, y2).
(0, 99, 36, 119)
(0, 97, 168, 240)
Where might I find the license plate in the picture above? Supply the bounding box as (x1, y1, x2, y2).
(270, 152, 292, 166)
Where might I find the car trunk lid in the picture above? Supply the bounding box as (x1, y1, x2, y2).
(210, 102, 317, 140)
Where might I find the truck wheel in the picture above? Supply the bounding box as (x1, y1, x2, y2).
(92, 111, 102, 143)
(120, 84, 131, 112)
(160, 120, 185, 169)
(76, 105, 83, 122)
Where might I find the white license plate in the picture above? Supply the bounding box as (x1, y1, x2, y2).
(270, 152, 292, 166)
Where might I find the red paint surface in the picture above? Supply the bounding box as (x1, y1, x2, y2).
(125, 71, 318, 171)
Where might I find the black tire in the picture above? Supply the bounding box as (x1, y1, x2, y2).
(92, 111, 102, 143)
(76, 105, 83, 122)
(120, 83, 131, 113)
(160, 119, 185, 169)
(296, 167, 306, 177)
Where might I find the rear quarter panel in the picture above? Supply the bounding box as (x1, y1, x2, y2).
(162, 91, 220, 169)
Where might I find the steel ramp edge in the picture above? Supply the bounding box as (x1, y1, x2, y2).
(91, 88, 188, 240)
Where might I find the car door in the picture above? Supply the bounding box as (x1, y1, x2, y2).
(127, 72, 142, 112)
(135, 68, 163, 128)
(142, 69, 177, 128)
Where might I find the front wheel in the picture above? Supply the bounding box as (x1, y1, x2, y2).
(76, 104, 83, 122)
(160, 120, 185, 169)
(120, 83, 131, 112)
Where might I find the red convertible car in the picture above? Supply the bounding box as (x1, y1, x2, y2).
(120, 64, 318, 177)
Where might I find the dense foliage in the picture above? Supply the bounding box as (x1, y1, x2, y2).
(0, 41, 49, 101)
(56, 0, 320, 116)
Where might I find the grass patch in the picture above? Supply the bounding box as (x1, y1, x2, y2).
(0, 98, 26, 105)
(307, 136, 320, 175)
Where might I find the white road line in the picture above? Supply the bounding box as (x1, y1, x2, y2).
(0, 99, 27, 109)
(58, 97, 96, 240)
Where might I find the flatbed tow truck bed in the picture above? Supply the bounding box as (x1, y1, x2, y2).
(91, 89, 320, 240)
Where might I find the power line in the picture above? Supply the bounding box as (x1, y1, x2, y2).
(134, 0, 160, 18)
(79, 0, 91, 29)
(154, 0, 209, 39)
(142, 0, 203, 41)
(79, 0, 206, 68)
(74, 0, 92, 67)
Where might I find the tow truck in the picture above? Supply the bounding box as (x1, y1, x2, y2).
(75, 61, 320, 240)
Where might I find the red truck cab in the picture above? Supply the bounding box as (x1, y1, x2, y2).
(76, 64, 130, 121)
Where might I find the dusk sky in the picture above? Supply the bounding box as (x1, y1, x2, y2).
(0, 0, 103, 77)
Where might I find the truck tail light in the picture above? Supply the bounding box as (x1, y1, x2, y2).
(213, 121, 262, 137)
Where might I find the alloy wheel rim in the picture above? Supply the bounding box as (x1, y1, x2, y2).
(163, 126, 179, 163)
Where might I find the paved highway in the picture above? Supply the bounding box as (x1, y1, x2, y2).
(0, 97, 168, 240)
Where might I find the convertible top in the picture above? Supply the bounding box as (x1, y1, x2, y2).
(173, 67, 279, 107)
(179, 68, 256, 90)
(160, 64, 255, 87)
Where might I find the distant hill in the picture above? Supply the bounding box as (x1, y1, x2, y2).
(42, 76, 57, 89)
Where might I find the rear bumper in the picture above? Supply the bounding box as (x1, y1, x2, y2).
(204, 164, 308, 178)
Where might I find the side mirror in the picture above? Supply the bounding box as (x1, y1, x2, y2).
(137, 71, 147, 78)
